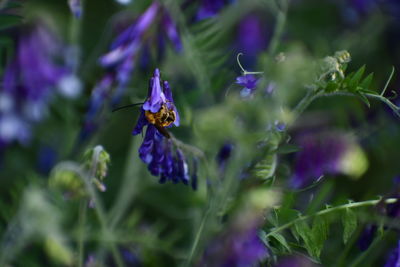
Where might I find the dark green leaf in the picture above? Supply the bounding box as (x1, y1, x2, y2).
(359, 73, 374, 90)
(277, 144, 300, 154)
(0, 14, 22, 30)
(348, 65, 366, 91)
(268, 232, 292, 253)
(355, 92, 371, 108)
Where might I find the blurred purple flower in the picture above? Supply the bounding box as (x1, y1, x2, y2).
(133, 69, 192, 186)
(216, 142, 234, 172)
(273, 255, 318, 267)
(235, 14, 271, 68)
(358, 224, 377, 251)
(81, 2, 183, 141)
(68, 0, 82, 18)
(290, 132, 367, 188)
(200, 227, 268, 266)
(385, 241, 400, 267)
(196, 0, 232, 20)
(0, 25, 80, 146)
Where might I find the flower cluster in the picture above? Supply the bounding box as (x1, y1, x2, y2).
(0, 24, 80, 147)
(82, 1, 182, 140)
(133, 69, 194, 186)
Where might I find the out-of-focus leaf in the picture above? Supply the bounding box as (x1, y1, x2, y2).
(0, 14, 23, 30)
(342, 208, 357, 244)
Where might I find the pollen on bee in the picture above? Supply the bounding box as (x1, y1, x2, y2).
(145, 103, 176, 127)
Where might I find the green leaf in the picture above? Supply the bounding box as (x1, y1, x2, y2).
(348, 65, 366, 91)
(268, 232, 292, 253)
(359, 73, 374, 90)
(0, 14, 23, 30)
(355, 92, 370, 108)
(277, 144, 300, 154)
(294, 220, 313, 256)
(253, 153, 277, 180)
(342, 208, 357, 244)
(310, 216, 329, 259)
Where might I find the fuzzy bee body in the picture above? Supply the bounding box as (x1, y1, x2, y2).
(145, 103, 176, 138)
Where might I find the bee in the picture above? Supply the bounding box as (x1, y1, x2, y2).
(113, 102, 176, 138)
(144, 103, 176, 138)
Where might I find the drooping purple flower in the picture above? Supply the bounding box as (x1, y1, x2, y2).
(385, 241, 400, 267)
(81, 2, 183, 141)
(133, 69, 192, 186)
(0, 25, 80, 146)
(290, 132, 367, 188)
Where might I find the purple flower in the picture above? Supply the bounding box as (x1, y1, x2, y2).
(236, 74, 259, 97)
(200, 228, 269, 267)
(236, 14, 271, 68)
(0, 25, 80, 146)
(196, 0, 232, 20)
(290, 132, 367, 188)
(273, 255, 318, 267)
(358, 224, 377, 251)
(80, 2, 183, 141)
(133, 69, 193, 186)
(216, 142, 234, 172)
(68, 0, 82, 18)
(385, 241, 400, 267)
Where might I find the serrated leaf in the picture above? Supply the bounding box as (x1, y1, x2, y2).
(268, 232, 292, 253)
(294, 220, 313, 255)
(342, 208, 357, 244)
(348, 65, 366, 91)
(277, 144, 300, 154)
(359, 73, 374, 90)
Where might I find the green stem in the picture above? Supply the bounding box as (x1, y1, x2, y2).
(266, 198, 397, 238)
(268, 0, 289, 56)
(77, 200, 87, 267)
(183, 208, 211, 267)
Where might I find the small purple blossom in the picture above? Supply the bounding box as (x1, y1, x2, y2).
(236, 74, 259, 97)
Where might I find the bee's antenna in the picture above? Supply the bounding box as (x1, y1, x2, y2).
(112, 103, 144, 112)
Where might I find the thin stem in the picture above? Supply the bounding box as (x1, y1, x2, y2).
(268, 0, 289, 56)
(381, 66, 395, 96)
(266, 198, 397, 238)
(77, 199, 87, 267)
(183, 208, 211, 267)
(236, 53, 264, 75)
